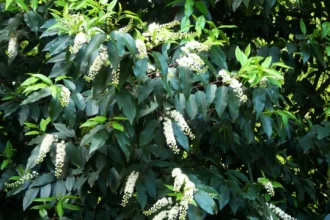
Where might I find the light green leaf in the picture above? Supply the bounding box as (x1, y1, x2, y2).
(184, 0, 194, 16)
(5, 0, 14, 10)
(63, 203, 80, 211)
(40, 117, 51, 132)
(300, 19, 306, 35)
(235, 46, 247, 66)
(110, 121, 124, 131)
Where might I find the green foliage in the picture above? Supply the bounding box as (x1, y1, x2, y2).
(0, 0, 330, 219)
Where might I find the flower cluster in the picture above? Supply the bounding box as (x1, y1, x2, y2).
(111, 68, 120, 86)
(121, 171, 139, 207)
(143, 197, 173, 216)
(36, 134, 57, 164)
(60, 86, 71, 107)
(167, 110, 195, 139)
(70, 32, 89, 54)
(84, 45, 109, 82)
(5, 171, 38, 188)
(181, 40, 212, 54)
(161, 110, 195, 154)
(136, 39, 148, 59)
(8, 35, 18, 59)
(55, 141, 66, 178)
(142, 21, 196, 49)
(119, 19, 134, 33)
(168, 205, 180, 220)
(218, 69, 247, 102)
(152, 210, 168, 220)
(162, 117, 180, 154)
(267, 203, 297, 220)
(176, 53, 208, 74)
(264, 182, 275, 197)
(172, 168, 197, 220)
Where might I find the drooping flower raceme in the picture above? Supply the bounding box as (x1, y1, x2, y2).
(8, 35, 18, 59)
(119, 19, 134, 33)
(111, 68, 120, 86)
(176, 53, 208, 74)
(70, 32, 89, 54)
(264, 182, 275, 197)
(136, 39, 148, 59)
(121, 171, 139, 207)
(266, 203, 297, 220)
(162, 117, 180, 154)
(84, 45, 109, 82)
(60, 86, 71, 107)
(167, 110, 195, 140)
(5, 171, 38, 188)
(36, 134, 56, 164)
(55, 141, 66, 178)
(142, 21, 195, 49)
(218, 69, 247, 103)
(143, 197, 173, 216)
(171, 168, 197, 220)
(152, 210, 168, 220)
(168, 205, 180, 220)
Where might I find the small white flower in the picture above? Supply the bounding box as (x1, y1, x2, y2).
(266, 203, 297, 220)
(119, 19, 134, 33)
(152, 210, 168, 220)
(219, 69, 247, 103)
(181, 40, 211, 54)
(8, 35, 18, 59)
(84, 45, 109, 82)
(55, 141, 66, 178)
(70, 32, 89, 54)
(4, 172, 38, 188)
(121, 171, 139, 207)
(170, 168, 197, 220)
(143, 197, 173, 216)
(111, 69, 120, 86)
(176, 53, 207, 74)
(163, 117, 180, 154)
(60, 87, 71, 107)
(264, 182, 275, 197)
(36, 134, 56, 164)
(168, 205, 180, 220)
(172, 168, 182, 178)
(167, 110, 195, 140)
(148, 22, 160, 32)
(136, 39, 148, 59)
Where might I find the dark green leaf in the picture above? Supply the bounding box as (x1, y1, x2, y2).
(90, 130, 108, 154)
(195, 190, 218, 215)
(30, 173, 55, 187)
(116, 90, 136, 124)
(215, 86, 228, 117)
(186, 94, 198, 119)
(23, 188, 39, 210)
(21, 88, 50, 105)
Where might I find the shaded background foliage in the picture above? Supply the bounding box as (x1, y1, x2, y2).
(0, 0, 330, 219)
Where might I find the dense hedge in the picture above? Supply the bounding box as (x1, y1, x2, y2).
(0, 0, 330, 219)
